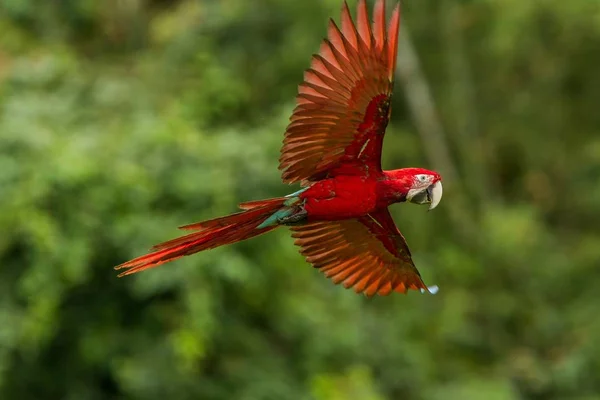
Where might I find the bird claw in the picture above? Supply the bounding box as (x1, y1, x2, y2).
(277, 206, 308, 225)
(420, 285, 439, 294)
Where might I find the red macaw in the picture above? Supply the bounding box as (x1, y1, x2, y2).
(116, 0, 442, 296)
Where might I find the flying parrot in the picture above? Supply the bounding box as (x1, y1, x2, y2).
(116, 0, 443, 296)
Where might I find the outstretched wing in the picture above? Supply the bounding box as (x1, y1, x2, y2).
(279, 0, 400, 185)
(291, 208, 432, 296)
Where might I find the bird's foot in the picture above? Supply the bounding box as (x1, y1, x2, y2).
(278, 206, 308, 225)
(420, 285, 439, 294)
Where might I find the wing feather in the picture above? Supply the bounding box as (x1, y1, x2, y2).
(356, 0, 373, 48)
(291, 208, 431, 296)
(280, 0, 401, 185)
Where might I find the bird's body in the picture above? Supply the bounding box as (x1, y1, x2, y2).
(302, 175, 379, 220)
(116, 0, 443, 296)
(298, 168, 437, 220)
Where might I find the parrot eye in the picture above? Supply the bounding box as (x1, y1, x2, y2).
(415, 174, 429, 183)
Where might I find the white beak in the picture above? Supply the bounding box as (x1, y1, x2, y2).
(428, 181, 443, 211)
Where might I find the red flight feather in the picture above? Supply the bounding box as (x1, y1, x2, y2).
(279, 0, 400, 185)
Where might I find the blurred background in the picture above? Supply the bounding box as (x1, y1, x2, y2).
(1, 0, 599, 399)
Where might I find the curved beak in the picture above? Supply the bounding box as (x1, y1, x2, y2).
(427, 181, 443, 210)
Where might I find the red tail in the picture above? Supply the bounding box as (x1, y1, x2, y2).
(115, 197, 286, 276)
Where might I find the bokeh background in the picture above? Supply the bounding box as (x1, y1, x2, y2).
(1, 0, 599, 399)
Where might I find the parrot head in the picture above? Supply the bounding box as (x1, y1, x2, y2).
(385, 168, 443, 210)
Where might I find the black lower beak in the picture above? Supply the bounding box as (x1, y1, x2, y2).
(426, 185, 433, 202)
(410, 188, 430, 205)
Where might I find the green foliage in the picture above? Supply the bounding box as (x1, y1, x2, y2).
(1, 0, 599, 399)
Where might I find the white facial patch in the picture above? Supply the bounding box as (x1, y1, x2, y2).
(406, 188, 424, 201)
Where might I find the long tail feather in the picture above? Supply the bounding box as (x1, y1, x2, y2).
(179, 197, 286, 231)
(238, 197, 288, 211)
(115, 198, 286, 276)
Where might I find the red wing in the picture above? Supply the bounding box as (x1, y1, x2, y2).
(291, 208, 430, 296)
(279, 0, 401, 185)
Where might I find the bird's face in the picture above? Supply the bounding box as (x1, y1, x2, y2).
(386, 168, 443, 210)
(405, 172, 443, 210)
